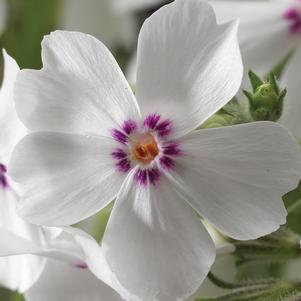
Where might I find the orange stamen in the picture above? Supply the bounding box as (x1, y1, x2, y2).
(132, 134, 159, 164)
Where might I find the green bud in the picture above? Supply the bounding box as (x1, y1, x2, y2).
(200, 113, 232, 129)
(244, 71, 287, 122)
(200, 99, 251, 129)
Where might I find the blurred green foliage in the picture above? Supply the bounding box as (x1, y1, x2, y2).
(0, 0, 61, 69)
(0, 287, 24, 301)
(284, 181, 301, 234)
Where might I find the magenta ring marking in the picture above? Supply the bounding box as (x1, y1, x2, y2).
(143, 113, 161, 130)
(159, 156, 176, 170)
(112, 129, 128, 144)
(122, 120, 137, 135)
(284, 7, 301, 34)
(116, 158, 131, 173)
(0, 164, 9, 189)
(134, 169, 148, 186)
(74, 263, 88, 269)
(163, 143, 181, 156)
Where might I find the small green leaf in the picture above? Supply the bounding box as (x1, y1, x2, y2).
(248, 70, 264, 92)
(268, 73, 280, 96)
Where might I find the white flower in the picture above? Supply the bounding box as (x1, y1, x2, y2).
(0, 49, 37, 293)
(24, 260, 125, 301)
(0, 50, 128, 300)
(9, 0, 301, 300)
(211, 0, 301, 138)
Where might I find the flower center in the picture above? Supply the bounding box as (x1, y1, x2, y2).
(284, 3, 301, 34)
(132, 133, 159, 164)
(111, 114, 182, 186)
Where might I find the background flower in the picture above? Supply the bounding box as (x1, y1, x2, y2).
(211, 0, 301, 138)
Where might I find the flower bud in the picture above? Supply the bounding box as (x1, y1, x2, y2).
(201, 113, 233, 129)
(244, 70, 287, 122)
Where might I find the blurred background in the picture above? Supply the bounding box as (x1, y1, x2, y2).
(0, 0, 171, 79)
(1, 1, 301, 300)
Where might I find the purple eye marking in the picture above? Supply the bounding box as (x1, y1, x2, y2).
(144, 113, 161, 130)
(284, 6, 301, 34)
(111, 115, 182, 186)
(159, 156, 176, 170)
(111, 149, 127, 159)
(148, 168, 160, 186)
(112, 129, 128, 144)
(0, 164, 9, 189)
(143, 114, 172, 137)
(116, 158, 131, 173)
(122, 120, 137, 135)
(163, 143, 181, 156)
(134, 169, 148, 186)
(74, 263, 88, 269)
(155, 120, 172, 137)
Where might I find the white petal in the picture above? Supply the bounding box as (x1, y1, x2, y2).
(9, 132, 124, 225)
(64, 226, 138, 301)
(169, 122, 301, 240)
(24, 261, 124, 301)
(0, 187, 87, 266)
(136, 0, 243, 138)
(279, 49, 301, 139)
(103, 171, 216, 301)
(14, 30, 141, 136)
(0, 50, 26, 163)
(0, 189, 118, 293)
(211, 0, 296, 86)
(0, 200, 116, 293)
(0, 188, 46, 293)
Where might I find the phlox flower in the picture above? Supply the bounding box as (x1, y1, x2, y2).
(0, 50, 127, 301)
(9, 0, 301, 300)
(211, 0, 301, 138)
(24, 261, 124, 301)
(0, 49, 40, 293)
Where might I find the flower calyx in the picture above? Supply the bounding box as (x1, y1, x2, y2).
(244, 70, 287, 122)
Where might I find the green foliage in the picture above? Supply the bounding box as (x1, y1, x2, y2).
(0, 0, 61, 69)
(197, 274, 301, 301)
(0, 288, 24, 301)
(93, 202, 114, 241)
(270, 50, 294, 79)
(233, 227, 300, 267)
(284, 181, 301, 234)
(201, 99, 252, 129)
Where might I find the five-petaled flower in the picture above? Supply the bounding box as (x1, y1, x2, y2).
(9, 0, 301, 300)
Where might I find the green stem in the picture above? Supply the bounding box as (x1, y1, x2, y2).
(207, 272, 244, 289)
